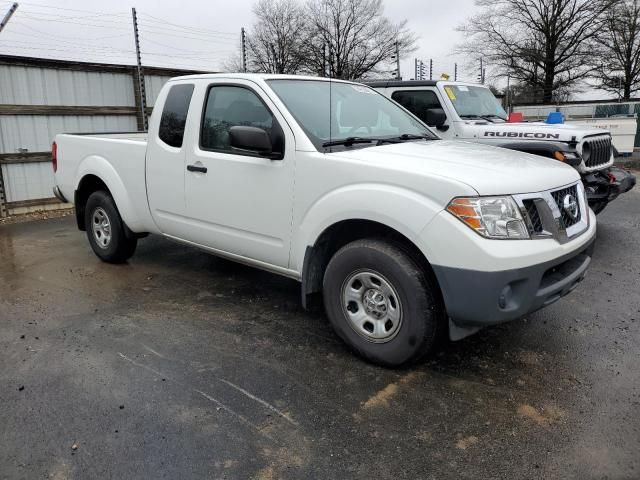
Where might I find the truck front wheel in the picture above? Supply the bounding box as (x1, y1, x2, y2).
(85, 191, 137, 263)
(323, 239, 444, 367)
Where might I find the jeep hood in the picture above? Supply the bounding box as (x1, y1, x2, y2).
(468, 121, 606, 142)
(329, 140, 580, 195)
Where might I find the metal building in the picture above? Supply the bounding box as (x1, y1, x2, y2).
(0, 55, 204, 217)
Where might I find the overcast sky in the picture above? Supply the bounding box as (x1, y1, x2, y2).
(0, 0, 479, 80)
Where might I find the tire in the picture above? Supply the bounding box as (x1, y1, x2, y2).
(84, 190, 137, 263)
(323, 238, 444, 367)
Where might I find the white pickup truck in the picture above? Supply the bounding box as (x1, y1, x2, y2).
(53, 74, 596, 366)
(368, 80, 636, 214)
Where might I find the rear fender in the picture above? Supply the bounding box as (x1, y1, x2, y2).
(74, 155, 143, 231)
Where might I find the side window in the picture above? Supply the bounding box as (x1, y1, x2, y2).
(158, 84, 195, 148)
(200, 86, 275, 153)
(391, 90, 443, 124)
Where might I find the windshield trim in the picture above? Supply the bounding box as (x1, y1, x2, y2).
(266, 78, 439, 152)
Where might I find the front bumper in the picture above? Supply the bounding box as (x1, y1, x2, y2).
(432, 236, 594, 336)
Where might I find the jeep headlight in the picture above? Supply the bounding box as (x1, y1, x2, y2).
(447, 196, 530, 239)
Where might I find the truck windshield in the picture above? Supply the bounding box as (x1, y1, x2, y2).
(267, 79, 436, 150)
(443, 84, 507, 121)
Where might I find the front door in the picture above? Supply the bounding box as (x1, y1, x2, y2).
(182, 81, 295, 268)
(146, 82, 195, 234)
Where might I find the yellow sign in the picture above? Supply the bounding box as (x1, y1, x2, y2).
(445, 86, 456, 100)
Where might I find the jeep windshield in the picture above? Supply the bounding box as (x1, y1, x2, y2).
(444, 84, 508, 122)
(267, 79, 437, 151)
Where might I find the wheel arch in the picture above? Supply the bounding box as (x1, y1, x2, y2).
(74, 174, 111, 231)
(73, 155, 142, 232)
(300, 219, 443, 310)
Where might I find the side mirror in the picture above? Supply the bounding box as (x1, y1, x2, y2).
(425, 108, 448, 130)
(229, 126, 280, 159)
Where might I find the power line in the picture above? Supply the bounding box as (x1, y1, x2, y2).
(16, 8, 129, 23)
(135, 26, 240, 45)
(17, 1, 124, 15)
(139, 12, 237, 37)
(136, 22, 240, 41)
(142, 38, 237, 55)
(8, 21, 130, 41)
(15, 12, 131, 30)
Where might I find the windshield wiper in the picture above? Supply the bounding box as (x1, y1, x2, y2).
(375, 133, 432, 145)
(322, 137, 373, 148)
(460, 114, 505, 123)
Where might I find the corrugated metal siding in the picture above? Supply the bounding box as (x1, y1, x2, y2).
(0, 64, 135, 106)
(145, 75, 173, 106)
(0, 115, 137, 153)
(1, 162, 55, 202)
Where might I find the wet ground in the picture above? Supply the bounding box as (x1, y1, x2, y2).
(1, 190, 639, 480)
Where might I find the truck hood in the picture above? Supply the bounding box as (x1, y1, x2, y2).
(464, 120, 606, 142)
(329, 140, 580, 195)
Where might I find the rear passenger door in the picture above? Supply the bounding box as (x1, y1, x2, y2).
(391, 89, 452, 138)
(182, 81, 295, 268)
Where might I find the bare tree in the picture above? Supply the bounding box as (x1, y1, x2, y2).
(247, 0, 307, 74)
(593, 0, 640, 100)
(301, 0, 417, 80)
(458, 0, 616, 103)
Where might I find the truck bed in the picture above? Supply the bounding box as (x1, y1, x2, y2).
(74, 132, 148, 142)
(54, 132, 155, 233)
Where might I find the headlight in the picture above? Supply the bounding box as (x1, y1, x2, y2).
(447, 196, 530, 239)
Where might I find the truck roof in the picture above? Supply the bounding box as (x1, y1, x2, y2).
(168, 73, 358, 84)
(364, 80, 439, 88)
(364, 80, 489, 89)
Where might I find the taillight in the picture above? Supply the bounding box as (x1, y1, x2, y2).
(52, 142, 57, 173)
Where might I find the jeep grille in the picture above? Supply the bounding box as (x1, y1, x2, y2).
(583, 136, 612, 169)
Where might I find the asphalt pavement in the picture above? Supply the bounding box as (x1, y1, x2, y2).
(1, 188, 639, 479)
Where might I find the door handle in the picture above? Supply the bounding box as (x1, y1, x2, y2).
(187, 164, 207, 173)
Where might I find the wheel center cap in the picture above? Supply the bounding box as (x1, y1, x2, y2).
(363, 289, 387, 318)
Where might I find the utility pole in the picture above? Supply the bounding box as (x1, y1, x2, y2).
(0, 2, 18, 34)
(393, 41, 401, 80)
(322, 44, 327, 77)
(454, 63, 457, 81)
(506, 74, 511, 113)
(241, 27, 247, 73)
(429, 59, 433, 80)
(269, 43, 278, 74)
(478, 58, 484, 84)
(1, 2, 19, 217)
(131, 8, 147, 131)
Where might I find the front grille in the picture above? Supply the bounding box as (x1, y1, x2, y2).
(523, 199, 543, 233)
(583, 136, 612, 168)
(551, 185, 581, 228)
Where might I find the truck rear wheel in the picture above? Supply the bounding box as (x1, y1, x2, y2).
(85, 190, 137, 263)
(323, 239, 444, 367)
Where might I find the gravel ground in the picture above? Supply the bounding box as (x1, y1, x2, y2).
(0, 188, 639, 479)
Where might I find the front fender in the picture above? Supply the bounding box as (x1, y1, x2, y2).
(74, 155, 143, 231)
(292, 183, 444, 271)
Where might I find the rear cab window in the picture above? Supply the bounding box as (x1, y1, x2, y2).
(158, 83, 195, 148)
